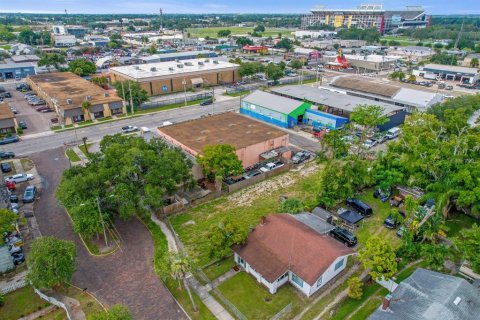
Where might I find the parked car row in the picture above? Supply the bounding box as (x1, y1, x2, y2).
(4, 232, 25, 265)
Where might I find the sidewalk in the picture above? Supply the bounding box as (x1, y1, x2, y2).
(149, 214, 234, 320)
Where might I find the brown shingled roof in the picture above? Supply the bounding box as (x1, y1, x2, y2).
(28, 72, 123, 110)
(0, 102, 15, 120)
(233, 214, 353, 285)
(331, 77, 401, 98)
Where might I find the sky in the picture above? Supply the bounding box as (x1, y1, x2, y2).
(0, 0, 479, 15)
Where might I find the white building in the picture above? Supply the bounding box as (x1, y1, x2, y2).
(53, 35, 77, 47)
(233, 214, 353, 297)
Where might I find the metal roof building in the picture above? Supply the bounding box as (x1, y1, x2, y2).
(241, 90, 311, 128)
(138, 50, 217, 63)
(271, 85, 406, 131)
(369, 268, 480, 320)
(414, 63, 480, 84)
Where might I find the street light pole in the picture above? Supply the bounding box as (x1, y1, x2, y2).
(182, 78, 187, 106)
(128, 81, 134, 116)
(96, 196, 108, 247)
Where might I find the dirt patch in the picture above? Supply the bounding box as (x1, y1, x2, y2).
(227, 162, 321, 207)
(20, 158, 35, 172)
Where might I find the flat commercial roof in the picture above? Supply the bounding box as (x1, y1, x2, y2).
(423, 63, 480, 75)
(28, 72, 122, 110)
(331, 77, 401, 97)
(392, 88, 442, 109)
(110, 58, 238, 81)
(140, 50, 216, 62)
(157, 112, 287, 154)
(242, 90, 304, 115)
(0, 102, 14, 120)
(271, 85, 403, 115)
(0, 62, 35, 69)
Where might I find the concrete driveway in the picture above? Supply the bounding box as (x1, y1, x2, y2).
(30, 147, 188, 320)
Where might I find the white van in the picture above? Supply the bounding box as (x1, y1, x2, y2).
(386, 127, 400, 140)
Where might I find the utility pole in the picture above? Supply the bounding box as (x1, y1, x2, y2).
(128, 81, 134, 116)
(182, 78, 187, 106)
(211, 87, 215, 114)
(96, 197, 108, 247)
(159, 8, 163, 33)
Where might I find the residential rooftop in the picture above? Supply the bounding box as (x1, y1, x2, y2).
(369, 268, 480, 320)
(233, 214, 353, 285)
(157, 112, 287, 154)
(28, 72, 122, 110)
(109, 58, 238, 81)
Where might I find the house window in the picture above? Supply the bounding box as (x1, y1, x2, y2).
(291, 273, 303, 287)
(277, 272, 288, 282)
(316, 276, 323, 287)
(334, 258, 345, 271)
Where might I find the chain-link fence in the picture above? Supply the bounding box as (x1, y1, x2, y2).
(270, 303, 292, 320)
(139, 92, 212, 110)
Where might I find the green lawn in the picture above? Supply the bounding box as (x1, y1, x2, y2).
(350, 297, 383, 320)
(380, 36, 420, 46)
(135, 99, 204, 115)
(186, 27, 294, 38)
(202, 256, 235, 281)
(217, 272, 307, 320)
(445, 213, 477, 237)
(355, 190, 402, 249)
(224, 90, 250, 97)
(79, 143, 93, 156)
(169, 163, 324, 266)
(1, 286, 50, 320)
(20, 158, 35, 171)
(56, 285, 104, 317)
(142, 216, 216, 320)
(65, 148, 81, 162)
(97, 116, 112, 122)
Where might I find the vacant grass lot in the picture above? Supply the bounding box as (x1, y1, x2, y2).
(187, 27, 294, 38)
(1, 286, 50, 320)
(355, 190, 402, 249)
(217, 272, 307, 320)
(170, 163, 324, 266)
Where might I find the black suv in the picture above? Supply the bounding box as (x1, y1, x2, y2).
(1, 162, 12, 173)
(346, 198, 373, 217)
(329, 227, 357, 247)
(0, 151, 15, 159)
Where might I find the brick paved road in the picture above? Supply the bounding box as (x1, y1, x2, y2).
(30, 147, 188, 320)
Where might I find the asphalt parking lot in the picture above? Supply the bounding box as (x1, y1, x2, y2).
(2, 82, 54, 135)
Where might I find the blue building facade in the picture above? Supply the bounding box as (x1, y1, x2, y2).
(0, 62, 36, 80)
(304, 109, 349, 130)
(240, 100, 290, 128)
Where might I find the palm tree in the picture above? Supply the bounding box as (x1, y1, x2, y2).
(82, 100, 92, 120)
(169, 252, 197, 312)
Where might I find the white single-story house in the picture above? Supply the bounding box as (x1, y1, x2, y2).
(233, 214, 353, 297)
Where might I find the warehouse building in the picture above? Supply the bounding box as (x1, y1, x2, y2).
(272, 85, 404, 131)
(0, 61, 36, 80)
(330, 77, 443, 113)
(323, 54, 400, 71)
(110, 58, 239, 96)
(27, 72, 125, 125)
(157, 112, 289, 169)
(138, 50, 217, 63)
(413, 63, 480, 84)
(241, 90, 312, 128)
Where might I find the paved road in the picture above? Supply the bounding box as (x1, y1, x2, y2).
(31, 148, 188, 320)
(7, 99, 239, 156)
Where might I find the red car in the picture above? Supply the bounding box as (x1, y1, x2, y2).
(6, 180, 15, 191)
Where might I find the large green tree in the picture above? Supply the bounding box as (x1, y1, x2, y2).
(113, 80, 149, 108)
(27, 236, 76, 289)
(238, 62, 265, 77)
(358, 236, 398, 281)
(217, 29, 231, 37)
(0, 209, 17, 245)
(56, 135, 194, 237)
(454, 224, 480, 273)
(68, 58, 97, 76)
(38, 53, 66, 71)
(196, 144, 243, 181)
(265, 63, 284, 81)
(208, 219, 248, 260)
